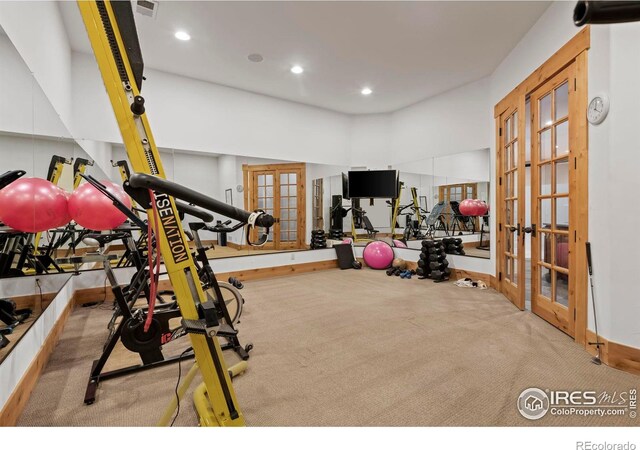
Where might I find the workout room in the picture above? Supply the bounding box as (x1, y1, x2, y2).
(0, 0, 639, 447)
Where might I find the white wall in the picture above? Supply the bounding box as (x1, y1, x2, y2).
(71, 52, 352, 166)
(0, 35, 70, 139)
(389, 77, 492, 165)
(349, 114, 391, 169)
(0, 2, 72, 125)
(593, 23, 640, 347)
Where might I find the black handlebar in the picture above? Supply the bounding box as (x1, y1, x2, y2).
(0, 170, 26, 190)
(175, 200, 214, 223)
(128, 173, 275, 228)
(574, 1, 640, 25)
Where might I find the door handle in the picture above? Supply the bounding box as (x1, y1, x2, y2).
(509, 224, 521, 235)
(522, 224, 536, 237)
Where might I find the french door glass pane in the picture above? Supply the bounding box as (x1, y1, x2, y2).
(555, 121, 569, 157)
(540, 232, 551, 264)
(554, 234, 569, 269)
(506, 117, 511, 142)
(555, 197, 569, 228)
(555, 159, 569, 194)
(258, 175, 265, 186)
(513, 111, 519, 138)
(555, 81, 569, 120)
(266, 174, 273, 185)
(540, 198, 551, 227)
(540, 164, 552, 195)
(540, 129, 552, 161)
(555, 271, 569, 307)
(540, 93, 552, 128)
(280, 173, 288, 184)
(505, 144, 511, 171)
(512, 141, 518, 168)
(539, 265, 552, 299)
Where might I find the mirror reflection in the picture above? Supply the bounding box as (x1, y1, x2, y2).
(0, 273, 71, 362)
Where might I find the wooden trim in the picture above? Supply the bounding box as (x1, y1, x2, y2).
(0, 294, 74, 426)
(226, 242, 242, 250)
(240, 162, 306, 172)
(74, 285, 116, 306)
(494, 27, 590, 116)
(585, 330, 640, 376)
(450, 269, 499, 290)
(7, 293, 57, 312)
(573, 50, 589, 346)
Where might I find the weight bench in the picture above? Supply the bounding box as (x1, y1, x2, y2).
(362, 215, 378, 240)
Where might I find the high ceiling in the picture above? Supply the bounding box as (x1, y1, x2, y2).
(60, 1, 550, 114)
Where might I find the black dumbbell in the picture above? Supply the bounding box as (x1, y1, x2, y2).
(428, 253, 447, 262)
(228, 277, 244, 289)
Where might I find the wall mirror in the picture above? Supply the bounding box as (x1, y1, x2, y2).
(390, 149, 491, 259)
(0, 273, 71, 363)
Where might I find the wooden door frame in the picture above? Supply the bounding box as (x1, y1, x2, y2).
(496, 102, 526, 310)
(494, 27, 590, 346)
(243, 162, 307, 250)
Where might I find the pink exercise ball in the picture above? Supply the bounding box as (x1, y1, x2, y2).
(393, 239, 407, 248)
(459, 199, 477, 216)
(476, 200, 489, 216)
(68, 180, 131, 231)
(0, 178, 70, 232)
(362, 240, 395, 270)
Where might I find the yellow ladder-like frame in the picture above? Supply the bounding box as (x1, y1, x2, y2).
(77, 0, 244, 426)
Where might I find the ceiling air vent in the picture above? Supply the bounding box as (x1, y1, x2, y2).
(136, 0, 158, 19)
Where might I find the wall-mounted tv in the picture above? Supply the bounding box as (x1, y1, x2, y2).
(347, 170, 399, 199)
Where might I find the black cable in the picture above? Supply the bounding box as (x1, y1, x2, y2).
(170, 347, 193, 427)
(35, 278, 43, 305)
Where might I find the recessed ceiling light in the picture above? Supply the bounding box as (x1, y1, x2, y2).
(361, 87, 373, 96)
(248, 53, 264, 63)
(174, 31, 191, 41)
(291, 65, 304, 74)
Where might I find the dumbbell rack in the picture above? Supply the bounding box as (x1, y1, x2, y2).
(310, 230, 327, 249)
(416, 240, 451, 282)
(442, 237, 466, 256)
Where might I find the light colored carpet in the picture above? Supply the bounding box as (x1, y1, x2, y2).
(18, 269, 638, 426)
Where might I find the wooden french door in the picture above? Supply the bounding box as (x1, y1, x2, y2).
(244, 163, 306, 250)
(497, 101, 526, 310)
(495, 29, 589, 344)
(529, 65, 576, 337)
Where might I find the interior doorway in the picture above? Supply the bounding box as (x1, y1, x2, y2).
(495, 29, 589, 343)
(243, 163, 306, 250)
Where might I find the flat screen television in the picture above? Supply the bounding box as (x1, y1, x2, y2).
(347, 170, 399, 199)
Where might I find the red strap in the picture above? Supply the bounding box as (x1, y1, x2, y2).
(144, 189, 162, 333)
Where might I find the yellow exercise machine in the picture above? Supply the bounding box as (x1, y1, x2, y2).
(77, 0, 274, 426)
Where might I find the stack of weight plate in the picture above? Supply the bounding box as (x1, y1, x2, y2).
(310, 230, 327, 249)
(329, 229, 344, 240)
(442, 237, 465, 255)
(416, 240, 451, 281)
